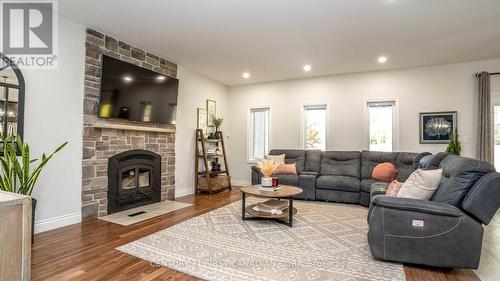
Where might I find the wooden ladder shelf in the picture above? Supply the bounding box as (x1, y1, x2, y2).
(195, 129, 231, 194)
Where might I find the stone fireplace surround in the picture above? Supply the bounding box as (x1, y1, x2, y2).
(82, 28, 177, 220)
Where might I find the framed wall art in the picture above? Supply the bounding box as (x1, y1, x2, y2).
(206, 99, 216, 127)
(419, 111, 457, 144)
(197, 107, 208, 134)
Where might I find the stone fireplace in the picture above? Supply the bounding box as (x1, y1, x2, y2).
(107, 149, 161, 214)
(82, 28, 177, 219)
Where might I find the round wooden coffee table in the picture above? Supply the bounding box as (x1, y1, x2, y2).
(240, 185, 303, 227)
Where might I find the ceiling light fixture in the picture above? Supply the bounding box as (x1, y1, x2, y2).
(242, 72, 250, 79)
(156, 75, 166, 81)
(377, 56, 388, 64)
(123, 75, 133, 82)
(303, 64, 312, 72)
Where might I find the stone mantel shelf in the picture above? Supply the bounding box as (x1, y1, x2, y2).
(92, 122, 176, 133)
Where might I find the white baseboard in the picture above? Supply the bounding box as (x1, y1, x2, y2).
(231, 180, 251, 187)
(175, 188, 194, 198)
(34, 212, 81, 234)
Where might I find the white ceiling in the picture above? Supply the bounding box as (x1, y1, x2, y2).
(60, 0, 500, 86)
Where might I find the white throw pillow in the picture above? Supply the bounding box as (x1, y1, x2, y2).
(265, 154, 286, 165)
(397, 169, 442, 200)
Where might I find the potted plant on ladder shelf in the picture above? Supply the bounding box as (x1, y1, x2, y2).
(0, 134, 68, 242)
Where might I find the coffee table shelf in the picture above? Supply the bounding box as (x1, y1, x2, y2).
(240, 185, 302, 227)
(245, 204, 297, 219)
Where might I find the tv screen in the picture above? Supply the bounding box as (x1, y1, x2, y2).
(98, 55, 179, 124)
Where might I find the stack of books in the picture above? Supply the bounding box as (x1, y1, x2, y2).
(252, 199, 288, 215)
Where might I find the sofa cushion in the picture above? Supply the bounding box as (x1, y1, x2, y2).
(361, 151, 398, 179)
(397, 169, 442, 200)
(431, 155, 495, 206)
(423, 152, 449, 170)
(316, 175, 360, 192)
(419, 154, 433, 169)
(305, 149, 322, 173)
(320, 151, 360, 178)
(269, 149, 306, 174)
(360, 178, 386, 193)
(395, 152, 431, 181)
(274, 163, 297, 175)
(386, 180, 403, 197)
(461, 172, 500, 225)
(265, 154, 285, 165)
(276, 174, 299, 187)
(372, 162, 397, 182)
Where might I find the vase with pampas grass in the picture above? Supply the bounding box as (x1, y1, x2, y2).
(256, 159, 281, 187)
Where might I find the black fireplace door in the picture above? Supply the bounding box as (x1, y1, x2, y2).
(108, 149, 161, 214)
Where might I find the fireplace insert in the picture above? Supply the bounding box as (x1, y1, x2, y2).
(107, 149, 161, 214)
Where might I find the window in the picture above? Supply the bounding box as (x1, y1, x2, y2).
(367, 101, 395, 152)
(248, 107, 269, 161)
(494, 105, 500, 170)
(303, 105, 327, 150)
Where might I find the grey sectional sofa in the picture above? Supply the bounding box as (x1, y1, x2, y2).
(251, 149, 430, 206)
(368, 154, 500, 269)
(251, 149, 500, 269)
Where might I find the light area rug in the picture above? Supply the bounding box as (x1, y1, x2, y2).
(99, 200, 192, 226)
(117, 198, 405, 281)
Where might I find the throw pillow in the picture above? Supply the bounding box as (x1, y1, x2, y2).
(273, 163, 297, 175)
(385, 180, 403, 197)
(397, 169, 442, 200)
(265, 154, 286, 165)
(372, 162, 397, 182)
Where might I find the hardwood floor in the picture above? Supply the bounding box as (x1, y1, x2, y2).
(32, 188, 480, 281)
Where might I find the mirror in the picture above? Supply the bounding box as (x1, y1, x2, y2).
(0, 53, 24, 141)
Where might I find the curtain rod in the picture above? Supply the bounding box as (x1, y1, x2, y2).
(475, 72, 500, 77)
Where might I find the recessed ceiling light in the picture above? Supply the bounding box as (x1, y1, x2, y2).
(123, 75, 133, 82)
(303, 64, 312, 72)
(242, 72, 250, 79)
(377, 56, 388, 64)
(156, 75, 166, 81)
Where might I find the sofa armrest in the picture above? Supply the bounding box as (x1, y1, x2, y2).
(372, 196, 463, 217)
(370, 182, 389, 197)
(368, 196, 483, 269)
(251, 166, 262, 185)
(300, 171, 318, 176)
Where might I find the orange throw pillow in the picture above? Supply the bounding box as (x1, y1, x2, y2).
(273, 163, 297, 175)
(372, 162, 397, 183)
(385, 180, 403, 197)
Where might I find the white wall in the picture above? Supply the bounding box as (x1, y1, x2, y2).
(22, 16, 86, 233)
(175, 67, 229, 197)
(227, 59, 500, 184)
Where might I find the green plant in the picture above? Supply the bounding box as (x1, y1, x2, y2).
(211, 116, 224, 132)
(445, 128, 462, 156)
(0, 135, 68, 195)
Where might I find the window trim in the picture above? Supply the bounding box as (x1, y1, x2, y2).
(247, 106, 271, 163)
(363, 98, 399, 152)
(300, 103, 329, 150)
(492, 96, 500, 170)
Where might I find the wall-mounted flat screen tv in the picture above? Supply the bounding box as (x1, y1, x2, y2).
(98, 55, 179, 124)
